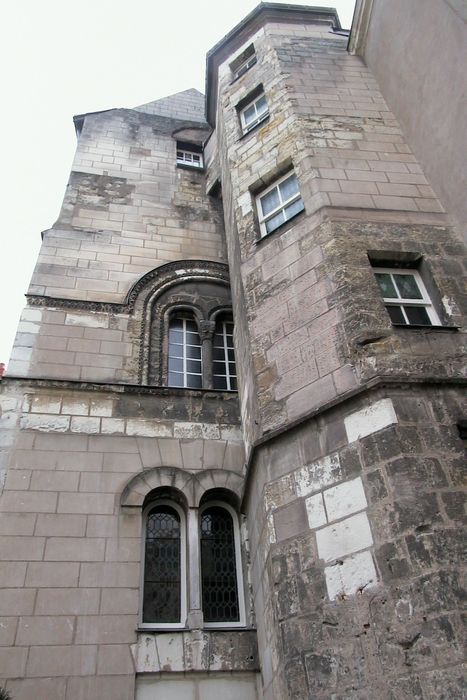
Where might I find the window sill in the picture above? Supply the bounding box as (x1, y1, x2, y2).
(256, 208, 305, 245)
(176, 163, 205, 173)
(392, 324, 460, 331)
(240, 114, 270, 140)
(137, 624, 254, 633)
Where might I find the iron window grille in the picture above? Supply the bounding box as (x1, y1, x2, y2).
(256, 171, 304, 237)
(373, 267, 440, 326)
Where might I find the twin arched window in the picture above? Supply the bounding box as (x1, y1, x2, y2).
(167, 312, 237, 391)
(142, 500, 244, 628)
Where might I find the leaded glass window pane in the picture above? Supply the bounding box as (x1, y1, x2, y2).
(143, 505, 181, 623)
(200, 506, 239, 623)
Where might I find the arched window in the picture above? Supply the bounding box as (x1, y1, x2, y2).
(212, 316, 237, 391)
(168, 313, 202, 388)
(142, 502, 186, 627)
(200, 504, 241, 625)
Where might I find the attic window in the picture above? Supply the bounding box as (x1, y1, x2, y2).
(176, 141, 203, 169)
(230, 44, 256, 80)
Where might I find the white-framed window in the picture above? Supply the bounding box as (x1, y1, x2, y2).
(168, 313, 203, 389)
(200, 501, 246, 628)
(240, 92, 269, 134)
(176, 149, 203, 168)
(256, 171, 305, 237)
(140, 497, 245, 630)
(230, 44, 256, 80)
(373, 267, 440, 326)
(140, 500, 187, 629)
(212, 317, 237, 391)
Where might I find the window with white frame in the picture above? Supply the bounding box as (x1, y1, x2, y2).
(373, 267, 440, 326)
(256, 171, 305, 237)
(230, 44, 256, 80)
(140, 496, 245, 629)
(240, 92, 269, 134)
(212, 316, 237, 391)
(168, 313, 203, 389)
(176, 148, 203, 168)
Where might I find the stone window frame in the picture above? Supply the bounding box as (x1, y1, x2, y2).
(158, 302, 236, 390)
(137, 486, 246, 632)
(255, 170, 305, 238)
(238, 89, 269, 135)
(370, 262, 441, 326)
(199, 500, 246, 629)
(230, 43, 257, 81)
(176, 140, 204, 169)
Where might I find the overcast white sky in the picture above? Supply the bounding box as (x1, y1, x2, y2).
(0, 0, 356, 365)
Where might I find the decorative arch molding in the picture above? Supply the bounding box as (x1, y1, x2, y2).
(136, 260, 232, 384)
(120, 466, 244, 509)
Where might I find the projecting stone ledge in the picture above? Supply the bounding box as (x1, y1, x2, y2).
(132, 629, 258, 673)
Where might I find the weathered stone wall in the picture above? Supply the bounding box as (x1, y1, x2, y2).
(209, 12, 466, 700)
(244, 384, 465, 698)
(0, 377, 251, 699)
(213, 18, 464, 438)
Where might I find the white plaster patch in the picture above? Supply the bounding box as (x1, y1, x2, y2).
(323, 476, 367, 523)
(31, 396, 62, 415)
(132, 634, 159, 673)
(17, 322, 40, 335)
(344, 398, 397, 443)
(61, 399, 89, 416)
(89, 399, 113, 417)
(20, 308, 43, 323)
(155, 633, 185, 672)
(238, 192, 253, 216)
(295, 453, 341, 497)
(267, 512, 276, 545)
(441, 295, 456, 317)
(101, 418, 126, 435)
(324, 550, 377, 600)
(20, 414, 70, 432)
(70, 416, 101, 434)
(305, 492, 327, 529)
(65, 312, 109, 328)
(127, 420, 172, 438)
(316, 512, 373, 563)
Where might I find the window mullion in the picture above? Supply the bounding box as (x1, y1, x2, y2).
(187, 506, 203, 628)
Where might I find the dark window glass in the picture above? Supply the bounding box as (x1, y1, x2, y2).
(386, 306, 405, 324)
(200, 506, 239, 623)
(404, 306, 432, 325)
(143, 505, 181, 623)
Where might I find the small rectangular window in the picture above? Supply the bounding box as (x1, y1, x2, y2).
(230, 44, 256, 80)
(176, 149, 203, 169)
(240, 92, 269, 134)
(373, 267, 440, 326)
(256, 171, 305, 237)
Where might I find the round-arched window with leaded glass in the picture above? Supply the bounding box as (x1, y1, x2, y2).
(200, 505, 240, 623)
(143, 505, 182, 624)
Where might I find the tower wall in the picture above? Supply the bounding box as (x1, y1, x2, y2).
(210, 11, 466, 699)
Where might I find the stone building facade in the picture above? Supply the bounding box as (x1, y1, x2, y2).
(0, 3, 465, 699)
